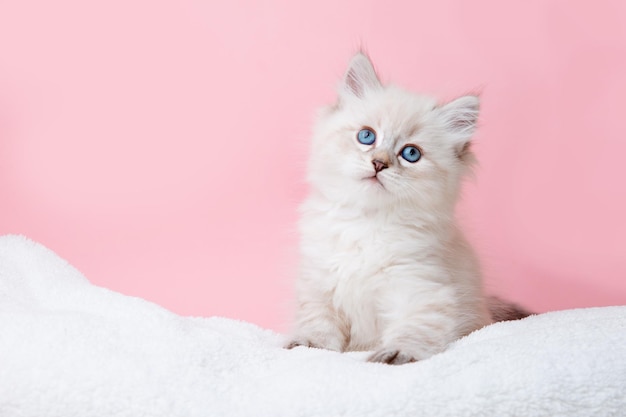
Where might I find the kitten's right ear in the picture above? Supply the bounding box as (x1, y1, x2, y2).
(436, 95, 480, 160)
(339, 53, 382, 100)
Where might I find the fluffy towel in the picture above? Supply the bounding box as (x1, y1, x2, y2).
(0, 235, 624, 417)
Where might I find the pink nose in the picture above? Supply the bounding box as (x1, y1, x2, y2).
(372, 159, 388, 173)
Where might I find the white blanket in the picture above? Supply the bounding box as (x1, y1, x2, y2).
(0, 235, 624, 417)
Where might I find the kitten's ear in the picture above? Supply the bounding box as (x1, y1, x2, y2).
(436, 95, 480, 160)
(339, 53, 382, 100)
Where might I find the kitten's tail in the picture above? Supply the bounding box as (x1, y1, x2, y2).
(487, 296, 533, 322)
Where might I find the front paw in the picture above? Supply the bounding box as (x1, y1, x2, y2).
(284, 338, 322, 350)
(368, 349, 417, 365)
(284, 332, 345, 351)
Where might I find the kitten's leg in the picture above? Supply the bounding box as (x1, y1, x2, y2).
(368, 319, 452, 365)
(285, 301, 348, 352)
(368, 285, 459, 364)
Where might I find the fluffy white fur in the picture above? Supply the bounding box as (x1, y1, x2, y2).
(287, 53, 492, 364)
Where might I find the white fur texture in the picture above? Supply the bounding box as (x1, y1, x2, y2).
(288, 53, 492, 364)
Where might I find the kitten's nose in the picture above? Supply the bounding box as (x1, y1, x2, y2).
(372, 159, 388, 173)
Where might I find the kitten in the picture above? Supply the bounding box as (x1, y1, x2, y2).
(286, 52, 526, 365)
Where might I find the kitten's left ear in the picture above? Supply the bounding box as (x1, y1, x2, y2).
(436, 95, 480, 159)
(339, 53, 382, 100)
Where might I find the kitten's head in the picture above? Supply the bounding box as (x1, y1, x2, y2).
(308, 53, 479, 212)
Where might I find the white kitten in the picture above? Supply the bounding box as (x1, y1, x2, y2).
(286, 53, 494, 364)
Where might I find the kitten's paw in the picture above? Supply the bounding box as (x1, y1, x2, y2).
(284, 334, 345, 351)
(368, 349, 417, 365)
(284, 339, 322, 350)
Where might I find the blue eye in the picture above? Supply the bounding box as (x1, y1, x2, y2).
(357, 128, 376, 145)
(400, 145, 421, 163)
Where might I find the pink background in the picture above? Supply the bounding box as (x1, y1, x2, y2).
(1, 0, 625, 332)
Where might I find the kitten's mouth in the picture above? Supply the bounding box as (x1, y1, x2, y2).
(365, 175, 386, 189)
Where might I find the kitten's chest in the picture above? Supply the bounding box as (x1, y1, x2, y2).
(302, 208, 438, 347)
(301, 207, 432, 286)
